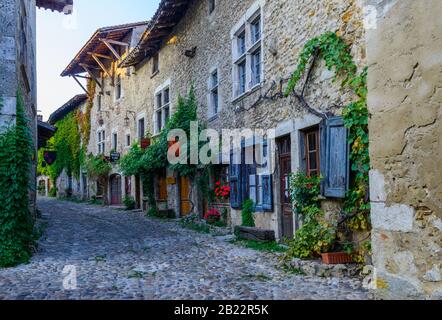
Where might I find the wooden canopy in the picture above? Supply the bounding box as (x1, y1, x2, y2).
(120, 0, 191, 68)
(61, 21, 150, 77)
(36, 0, 73, 13)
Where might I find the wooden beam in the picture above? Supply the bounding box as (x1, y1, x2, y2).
(90, 53, 112, 79)
(100, 39, 121, 60)
(87, 52, 113, 60)
(99, 38, 129, 47)
(72, 75, 89, 96)
(79, 63, 102, 88)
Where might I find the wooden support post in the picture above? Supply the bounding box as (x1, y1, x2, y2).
(100, 39, 122, 60)
(90, 53, 113, 79)
(79, 63, 102, 88)
(72, 75, 89, 96)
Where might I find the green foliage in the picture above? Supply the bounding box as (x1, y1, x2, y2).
(123, 196, 136, 211)
(0, 93, 35, 267)
(232, 239, 287, 253)
(48, 187, 57, 198)
(180, 214, 211, 233)
(38, 111, 81, 182)
(241, 199, 255, 227)
(284, 31, 371, 243)
(85, 154, 111, 179)
(285, 173, 335, 259)
(119, 143, 146, 176)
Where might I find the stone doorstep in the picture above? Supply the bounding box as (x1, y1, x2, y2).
(281, 258, 364, 278)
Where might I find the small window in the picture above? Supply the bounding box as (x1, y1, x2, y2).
(304, 128, 320, 177)
(209, 69, 219, 117)
(97, 130, 106, 154)
(251, 49, 261, 86)
(138, 118, 145, 140)
(115, 75, 122, 100)
(112, 133, 118, 150)
(97, 95, 102, 111)
(250, 16, 261, 44)
(208, 0, 215, 14)
(238, 60, 246, 95)
(152, 52, 159, 75)
(126, 134, 131, 147)
(155, 86, 171, 134)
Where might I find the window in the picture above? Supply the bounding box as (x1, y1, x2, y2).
(126, 134, 131, 147)
(152, 52, 159, 75)
(97, 130, 105, 154)
(230, 143, 273, 211)
(208, 0, 216, 14)
(232, 8, 263, 98)
(115, 75, 122, 100)
(155, 87, 170, 134)
(209, 69, 219, 117)
(97, 95, 102, 111)
(112, 133, 118, 150)
(138, 118, 145, 140)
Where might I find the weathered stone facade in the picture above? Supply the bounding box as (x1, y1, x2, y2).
(366, 0, 442, 299)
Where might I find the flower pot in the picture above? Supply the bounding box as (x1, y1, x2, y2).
(140, 138, 151, 150)
(321, 252, 353, 265)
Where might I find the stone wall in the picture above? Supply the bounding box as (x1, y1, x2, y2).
(367, 0, 442, 299)
(0, 0, 38, 212)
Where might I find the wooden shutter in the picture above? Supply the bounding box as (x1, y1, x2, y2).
(261, 174, 273, 211)
(229, 152, 242, 208)
(320, 116, 350, 198)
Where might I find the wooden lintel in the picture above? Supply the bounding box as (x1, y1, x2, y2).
(100, 39, 121, 60)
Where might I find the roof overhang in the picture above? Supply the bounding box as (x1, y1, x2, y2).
(36, 0, 73, 14)
(120, 0, 191, 68)
(37, 121, 56, 149)
(61, 22, 149, 77)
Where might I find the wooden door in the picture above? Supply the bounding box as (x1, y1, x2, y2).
(110, 175, 122, 205)
(278, 136, 293, 240)
(180, 176, 191, 216)
(135, 175, 141, 209)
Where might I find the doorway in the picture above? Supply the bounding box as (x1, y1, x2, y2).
(110, 174, 122, 205)
(179, 175, 191, 217)
(277, 135, 293, 240)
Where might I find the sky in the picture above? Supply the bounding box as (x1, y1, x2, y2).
(36, 0, 161, 121)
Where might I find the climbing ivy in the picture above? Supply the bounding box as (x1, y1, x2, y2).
(38, 111, 82, 185)
(0, 93, 35, 267)
(85, 154, 112, 205)
(76, 80, 95, 148)
(284, 32, 371, 252)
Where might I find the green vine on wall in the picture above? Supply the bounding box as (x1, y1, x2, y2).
(0, 93, 35, 267)
(76, 79, 96, 148)
(284, 32, 371, 245)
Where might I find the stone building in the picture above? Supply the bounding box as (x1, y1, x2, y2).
(0, 0, 73, 212)
(117, 0, 366, 235)
(366, 0, 441, 300)
(61, 22, 150, 206)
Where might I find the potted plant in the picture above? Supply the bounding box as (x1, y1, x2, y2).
(321, 252, 353, 264)
(140, 133, 151, 150)
(204, 208, 221, 224)
(213, 180, 230, 202)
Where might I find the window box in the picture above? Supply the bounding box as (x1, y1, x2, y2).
(140, 137, 151, 150)
(321, 252, 353, 265)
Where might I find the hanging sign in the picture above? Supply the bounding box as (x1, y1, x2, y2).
(43, 151, 57, 165)
(110, 152, 121, 162)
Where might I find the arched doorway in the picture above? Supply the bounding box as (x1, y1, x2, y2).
(110, 174, 122, 205)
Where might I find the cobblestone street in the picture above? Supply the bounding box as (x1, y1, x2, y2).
(0, 198, 369, 300)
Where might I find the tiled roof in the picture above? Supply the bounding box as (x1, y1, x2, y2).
(120, 0, 191, 68)
(48, 94, 87, 125)
(61, 21, 150, 76)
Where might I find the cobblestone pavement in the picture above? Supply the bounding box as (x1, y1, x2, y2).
(0, 198, 369, 300)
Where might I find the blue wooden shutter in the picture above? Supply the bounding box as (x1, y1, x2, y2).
(230, 152, 241, 208)
(320, 116, 350, 198)
(261, 174, 273, 211)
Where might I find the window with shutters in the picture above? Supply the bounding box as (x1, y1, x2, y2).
(304, 127, 320, 177)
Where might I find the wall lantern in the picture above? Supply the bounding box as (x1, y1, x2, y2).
(124, 110, 136, 127)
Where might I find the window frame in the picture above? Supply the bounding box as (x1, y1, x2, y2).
(115, 74, 122, 101)
(97, 130, 106, 155)
(231, 3, 264, 100)
(152, 52, 159, 76)
(137, 118, 145, 140)
(112, 132, 118, 151)
(208, 68, 220, 118)
(154, 86, 171, 134)
(303, 127, 320, 177)
(208, 0, 216, 14)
